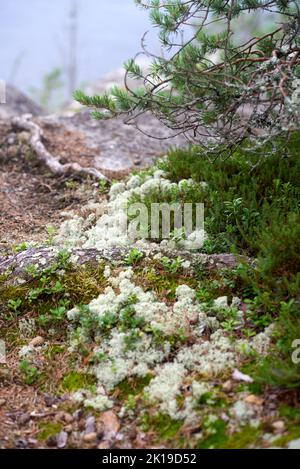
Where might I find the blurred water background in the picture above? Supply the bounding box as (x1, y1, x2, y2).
(0, 0, 275, 109)
(0, 0, 159, 106)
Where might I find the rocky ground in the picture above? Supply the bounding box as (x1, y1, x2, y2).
(0, 87, 300, 450)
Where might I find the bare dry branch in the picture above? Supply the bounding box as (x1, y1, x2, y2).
(12, 114, 109, 181)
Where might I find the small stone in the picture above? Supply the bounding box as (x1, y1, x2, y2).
(28, 438, 38, 446)
(100, 410, 120, 437)
(222, 380, 233, 392)
(97, 440, 111, 449)
(83, 432, 97, 444)
(272, 420, 285, 433)
(57, 430, 68, 448)
(0, 398, 6, 406)
(44, 395, 58, 407)
(232, 368, 254, 383)
(18, 413, 30, 425)
(189, 314, 199, 325)
(63, 412, 74, 424)
(29, 336, 44, 347)
(288, 438, 300, 449)
(85, 415, 95, 434)
(244, 394, 264, 406)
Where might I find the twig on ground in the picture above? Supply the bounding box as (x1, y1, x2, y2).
(12, 114, 109, 181)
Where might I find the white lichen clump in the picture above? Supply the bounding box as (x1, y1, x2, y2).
(52, 167, 275, 424)
(66, 268, 245, 419)
(73, 387, 113, 411)
(54, 169, 207, 251)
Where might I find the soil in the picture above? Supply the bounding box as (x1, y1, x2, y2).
(0, 119, 129, 256)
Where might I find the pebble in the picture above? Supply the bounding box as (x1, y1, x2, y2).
(57, 430, 68, 449)
(100, 410, 120, 435)
(244, 394, 264, 406)
(63, 412, 74, 424)
(222, 380, 233, 392)
(97, 440, 111, 449)
(28, 438, 38, 446)
(18, 413, 31, 425)
(0, 398, 6, 406)
(85, 415, 96, 434)
(288, 438, 300, 449)
(272, 420, 285, 433)
(7, 135, 16, 145)
(29, 336, 44, 347)
(44, 395, 59, 407)
(83, 432, 97, 444)
(232, 368, 253, 383)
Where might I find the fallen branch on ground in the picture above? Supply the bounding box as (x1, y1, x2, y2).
(12, 114, 109, 181)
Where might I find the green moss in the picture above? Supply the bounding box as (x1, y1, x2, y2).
(37, 421, 63, 441)
(0, 261, 109, 338)
(134, 264, 197, 301)
(279, 404, 300, 422)
(198, 422, 260, 449)
(197, 419, 228, 449)
(223, 426, 261, 449)
(141, 412, 183, 441)
(272, 425, 300, 447)
(59, 371, 96, 393)
(0, 284, 28, 309)
(116, 375, 153, 400)
(196, 392, 228, 408)
(247, 381, 264, 395)
(59, 263, 108, 305)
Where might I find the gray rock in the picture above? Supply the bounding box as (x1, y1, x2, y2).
(0, 84, 44, 119)
(288, 438, 300, 449)
(0, 245, 250, 285)
(42, 110, 187, 172)
(56, 430, 68, 449)
(85, 415, 96, 434)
